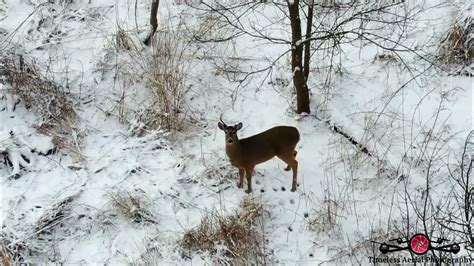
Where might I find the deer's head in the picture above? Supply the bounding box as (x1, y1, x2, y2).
(218, 116, 242, 145)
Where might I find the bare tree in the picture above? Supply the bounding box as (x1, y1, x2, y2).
(144, 0, 160, 46)
(435, 131, 474, 253)
(189, 1, 423, 115)
(395, 97, 473, 260)
(288, 0, 311, 113)
(303, 0, 314, 81)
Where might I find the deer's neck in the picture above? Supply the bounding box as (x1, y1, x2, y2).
(225, 139, 242, 164)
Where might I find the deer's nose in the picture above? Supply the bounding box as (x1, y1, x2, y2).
(227, 138, 233, 143)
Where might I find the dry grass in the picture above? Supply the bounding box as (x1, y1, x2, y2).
(112, 27, 190, 135)
(192, 14, 229, 43)
(0, 248, 12, 266)
(182, 197, 266, 263)
(115, 28, 134, 51)
(109, 191, 158, 224)
(0, 234, 29, 265)
(441, 22, 473, 65)
(137, 246, 161, 264)
(0, 56, 78, 154)
(35, 194, 78, 234)
(144, 29, 189, 132)
(0, 193, 80, 263)
(342, 226, 404, 264)
(238, 196, 265, 224)
(202, 159, 238, 183)
(307, 193, 341, 234)
(373, 51, 398, 63)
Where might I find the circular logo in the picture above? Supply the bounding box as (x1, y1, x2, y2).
(409, 234, 430, 255)
(379, 243, 389, 254)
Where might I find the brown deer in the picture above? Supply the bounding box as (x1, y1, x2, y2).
(218, 117, 300, 193)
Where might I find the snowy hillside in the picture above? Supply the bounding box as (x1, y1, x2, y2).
(1, 0, 472, 264)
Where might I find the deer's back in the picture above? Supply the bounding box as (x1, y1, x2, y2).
(238, 126, 300, 163)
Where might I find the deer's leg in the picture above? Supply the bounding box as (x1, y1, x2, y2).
(245, 166, 254, 193)
(291, 159, 298, 192)
(284, 150, 297, 171)
(238, 168, 244, 188)
(278, 152, 298, 192)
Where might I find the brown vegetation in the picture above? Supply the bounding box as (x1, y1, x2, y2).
(182, 197, 266, 263)
(1, 56, 78, 153)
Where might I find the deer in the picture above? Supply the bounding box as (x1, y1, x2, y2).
(218, 116, 300, 193)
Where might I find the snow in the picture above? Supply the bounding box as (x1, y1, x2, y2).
(1, 0, 472, 264)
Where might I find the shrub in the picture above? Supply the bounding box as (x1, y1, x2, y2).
(111, 26, 191, 135)
(182, 197, 266, 263)
(0, 56, 78, 153)
(440, 6, 473, 65)
(108, 191, 158, 224)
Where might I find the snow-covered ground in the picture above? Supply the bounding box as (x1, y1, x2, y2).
(1, 0, 472, 264)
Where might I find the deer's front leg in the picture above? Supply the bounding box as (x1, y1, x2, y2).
(238, 168, 244, 188)
(245, 166, 254, 193)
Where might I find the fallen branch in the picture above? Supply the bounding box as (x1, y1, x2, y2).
(316, 116, 373, 157)
(329, 122, 373, 157)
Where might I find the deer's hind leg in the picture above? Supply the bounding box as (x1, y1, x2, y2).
(284, 150, 297, 171)
(278, 150, 298, 192)
(290, 160, 298, 192)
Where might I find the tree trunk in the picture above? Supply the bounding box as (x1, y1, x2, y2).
(288, 0, 311, 114)
(144, 0, 159, 46)
(303, 0, 314, 80)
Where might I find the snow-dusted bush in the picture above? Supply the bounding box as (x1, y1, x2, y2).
(0, 56, 78, 153)
(182, 197, 267, 264)
(35, 194, 78, 234)
(0, 232, 29, 265)
(0, 130, 34, 179)
(139, 28, 190, 133)
(0, 87, 58, 178)
(441, 4, 473, 66)
(106, 25, 191, 136)
(136, 246, 161, 264)
(191, 13, 231, 44)
(1, 192, 88, 263)
(115, 28, 134, 51)
(108, 191, 159, 224)
(307, 194, 341, 234)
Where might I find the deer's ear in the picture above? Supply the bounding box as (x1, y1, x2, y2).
(218, 122, 225, 130)
(235, 122, 243, 130)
